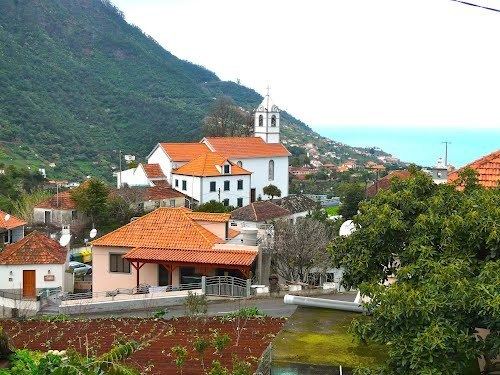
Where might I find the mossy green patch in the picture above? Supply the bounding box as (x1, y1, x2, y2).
(272, 307, 386, 369)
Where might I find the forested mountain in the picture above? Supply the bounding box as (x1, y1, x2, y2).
(0, 0, 391, 180)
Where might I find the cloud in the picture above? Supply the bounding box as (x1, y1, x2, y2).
(112, 0, 500, 129)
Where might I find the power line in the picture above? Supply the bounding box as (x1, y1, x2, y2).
(450, 0, 500, 13)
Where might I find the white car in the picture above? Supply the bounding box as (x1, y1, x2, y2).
(68, 261, 92, 275)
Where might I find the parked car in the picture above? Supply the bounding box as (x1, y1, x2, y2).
(68, 261, 92, 275)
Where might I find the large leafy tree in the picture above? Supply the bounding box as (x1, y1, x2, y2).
(329, 169, 499, 374)
(338, 182, 365, 219)
(202, 96, 253, 137)
(71, 178, 132, 232)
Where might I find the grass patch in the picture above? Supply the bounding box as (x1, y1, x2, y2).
(324, 206, 340, 216)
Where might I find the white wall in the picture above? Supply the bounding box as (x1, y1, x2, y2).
(233, 157, 288, 200)
(171, 173, 251, 207)
(0, 264, 65, 291)
(147, 146, 172, 182)
(116, 166, 151, 188)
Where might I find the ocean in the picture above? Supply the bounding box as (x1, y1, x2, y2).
(317, 126, 500, 168)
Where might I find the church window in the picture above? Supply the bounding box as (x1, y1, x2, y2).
(271, 115, 277, 127)
(268, 160, 275, 181)
(258, 115, 263, 127)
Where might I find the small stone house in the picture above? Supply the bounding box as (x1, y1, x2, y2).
(33, 191, 88, 226)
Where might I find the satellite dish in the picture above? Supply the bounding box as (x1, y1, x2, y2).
(4, 214, 10, 222)
(59, 234, 71, 247)
(339, 220, 356, 237)
(89, 228, 97, 239)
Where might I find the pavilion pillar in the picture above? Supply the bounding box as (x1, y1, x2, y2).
(129, 261, 145, 289)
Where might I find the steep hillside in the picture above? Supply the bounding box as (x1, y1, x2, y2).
(0, 0, 393, 180)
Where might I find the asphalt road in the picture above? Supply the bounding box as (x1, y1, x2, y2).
(84, 291, 358, 319)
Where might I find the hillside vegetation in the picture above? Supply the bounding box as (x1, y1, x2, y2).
(0, 0, 389, 181)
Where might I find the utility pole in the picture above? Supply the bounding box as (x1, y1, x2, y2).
(442, 141, 451, 166)
(118, 149, 122, 188)
(218, 188, 221, 203)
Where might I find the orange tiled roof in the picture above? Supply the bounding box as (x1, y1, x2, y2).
(35, 191, 77, 210)
(173, 152, 251, 177)
(448, 149, 500, 188)
(143, 164, 165, 179)
(159, 143, 210, 162)
(92, 208, 225, 250)
(204, 137, 291, 158)
(186, 212, 231, 222)
(146, 185, 185, 200)
(0, 231, 67, 265)
(0, 210, 26, 230)
(228, 228, 240, 239)
(231, 201, 291, 222)
(366, 170, 412, 198)
(124, 246, 256, 266)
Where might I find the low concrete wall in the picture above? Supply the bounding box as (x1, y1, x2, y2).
(0, 296, 40, 318)
(60, 289, 202, 315)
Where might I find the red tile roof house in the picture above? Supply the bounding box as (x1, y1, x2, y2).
(171, 152, 252, 208)
(0, 210, 26, 246)
(0, 231, 68, 305)
(33, 191, 89, 227)
(91, 208, 260, 293)
(365, 170, 412, 198)
(448, 149, 500, 189)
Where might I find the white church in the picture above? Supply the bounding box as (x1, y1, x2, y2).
(116, 94, 290, 207)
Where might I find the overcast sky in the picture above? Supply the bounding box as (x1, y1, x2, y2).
(111, 0, 500, 130)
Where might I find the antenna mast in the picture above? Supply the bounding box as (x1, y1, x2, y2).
(442, 141, 451, 166)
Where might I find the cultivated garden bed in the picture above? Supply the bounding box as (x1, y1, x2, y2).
(1, 315, 284, 374)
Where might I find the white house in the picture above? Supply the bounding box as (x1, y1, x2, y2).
(116, 163, 168, 188)
(0, 210, 26, 245)
(171, 152, 251, 207)
(117, 94, 290, 202)
(0, 231, 68, 298)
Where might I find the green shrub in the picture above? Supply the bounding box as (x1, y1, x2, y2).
(184, 292, 208, 318)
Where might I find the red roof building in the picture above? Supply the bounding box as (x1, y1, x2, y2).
(0, 231, 67, 265)
(173, 153, 251, 177)
(0, 210, 26, 231)
(231, 201, 291, 222)
(448, 149, 500, 189)
(91, 208, 259, 292)
(0, 210, 26, 245)
(203, 137, 290, 159)
(365, 170, 412, 198)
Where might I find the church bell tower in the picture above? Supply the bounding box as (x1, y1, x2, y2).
(254, 89, 280, 144)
